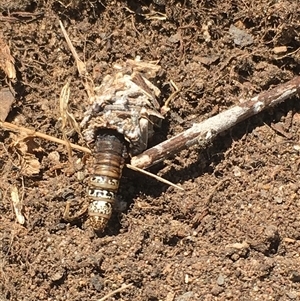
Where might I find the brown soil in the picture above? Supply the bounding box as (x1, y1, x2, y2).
(1, 1, 300, 300)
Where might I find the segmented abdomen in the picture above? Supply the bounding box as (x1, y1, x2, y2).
(88, 131, 127, 232)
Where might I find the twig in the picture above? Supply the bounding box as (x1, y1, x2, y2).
(97, 283, 133, 301)
(131, 76, 300, 169)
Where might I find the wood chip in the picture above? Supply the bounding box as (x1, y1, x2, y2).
(273, 46, 288, 54)
(0, 87, 15, 121)
(11, 186, 25, 225)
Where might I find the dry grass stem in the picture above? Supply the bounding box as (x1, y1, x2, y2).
(0, 121, 91, 154)
(59, 80, 83, 162)
(143, 11, 167, 20)
(97, 283, 133, 301)
(59, 20, 87, 76)
(126, 164, 184, 191)
(59, 20, 95, 100)
(161, 79, 180, 115)
(59, 80, 73, 161)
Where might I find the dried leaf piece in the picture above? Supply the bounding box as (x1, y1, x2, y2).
(10, 134, 42, 176)
(12, 134, 44, 154)
(59, 80, 82, 136)
(47, 151, 60, 164)
(117, 56, 161, 79)
(21, 153, 41, 175)
(0, 37, 16, 79)
(59, 80, 71, 131)
(11, 186, 25, 225)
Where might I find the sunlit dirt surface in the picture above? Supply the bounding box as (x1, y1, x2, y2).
(1, 1, 300, 300)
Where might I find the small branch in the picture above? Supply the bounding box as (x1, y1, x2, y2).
(131, 76, 300, 169)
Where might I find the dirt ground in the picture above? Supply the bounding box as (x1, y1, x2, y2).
(1, 0, 300, 300)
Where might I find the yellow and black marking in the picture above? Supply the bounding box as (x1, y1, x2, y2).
(88, 131, 127, 232)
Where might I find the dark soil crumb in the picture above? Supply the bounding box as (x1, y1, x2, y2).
(1, 1, 300, 300)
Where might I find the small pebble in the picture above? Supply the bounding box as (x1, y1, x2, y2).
(293, 144, 300, 152)
(51, 269, 65, 282)
(229, 25, 253, 47)
(231, 253, 240, 261)
(175, 291, 194, 301)
(90, 276, 103, 292)
(217, 274, 225, 286)
(211, 285, 224, 296)
(274, 196, 283, 204)
(290, 271, 300, 282)
(286, 291, 298, 299)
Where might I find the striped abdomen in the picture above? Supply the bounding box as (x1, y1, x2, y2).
(88, 131, 127, 232)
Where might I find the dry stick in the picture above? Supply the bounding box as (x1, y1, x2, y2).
(131, 76, 300, 169)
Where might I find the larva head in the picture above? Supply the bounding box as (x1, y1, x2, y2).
(88, 200, 113, 232)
